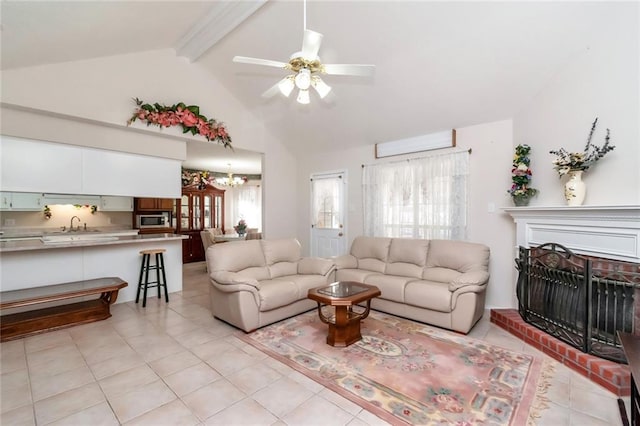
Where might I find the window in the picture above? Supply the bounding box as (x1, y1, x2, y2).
(362, 150, 469, 239)
(231, 185, 262, 231)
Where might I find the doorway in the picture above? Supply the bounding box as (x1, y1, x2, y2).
(310, 170, 347, 257)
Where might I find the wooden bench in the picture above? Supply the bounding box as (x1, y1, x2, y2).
(0, 277, 127, 341)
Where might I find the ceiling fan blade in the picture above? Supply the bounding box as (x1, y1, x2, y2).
(233, 56, 287, 69)
(261, 81, 282, 98)
(301, 29, 323, 60)
(323, 64, 376, 76)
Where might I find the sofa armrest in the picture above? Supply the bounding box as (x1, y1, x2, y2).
(448, 271, 489, 291)
(210, 271, 260, 289)
(298, 257, 335, 276)
(334, 254, 357, 270)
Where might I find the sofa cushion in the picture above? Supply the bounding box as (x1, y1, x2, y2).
(269, 262, 298, 279)
(207, 241, 269, 280)
(257, 279, 299, 311)
(426, 239, 489, 273)
(298, 257, 334, 276)
(365, 274, 415, 303)
(262, 239, 301, 264)
(422, 267, 462, 283)
(334, 254, 357, 270)
(336, 269, 383, 283)
(351, 236, 391, 273)
(276, 275, 330, 299)
(404, 280, 453, 313)
(385, 238, 429, 278)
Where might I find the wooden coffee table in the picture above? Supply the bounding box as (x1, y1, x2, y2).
(308, 281, 381, 347)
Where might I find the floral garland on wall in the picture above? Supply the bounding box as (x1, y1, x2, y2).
(127, 98, 232, 148)
(182, 169, 213, 190)
(181, 169, 248, 190)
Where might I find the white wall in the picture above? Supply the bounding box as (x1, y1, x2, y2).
(514, 9, 639, 206)
(1, 49, 298, 238)
(0, 205, 132, 230)
(297, 119, 516, 309)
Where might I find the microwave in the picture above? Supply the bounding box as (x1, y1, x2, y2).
(136, 213, 170, 228)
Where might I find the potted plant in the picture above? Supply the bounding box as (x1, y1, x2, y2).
(234, 219, 247, 236)
(550, 118, 615, 206)
(508, 144, 538, 206)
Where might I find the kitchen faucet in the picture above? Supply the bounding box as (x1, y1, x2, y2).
(70, 215, 81, 231)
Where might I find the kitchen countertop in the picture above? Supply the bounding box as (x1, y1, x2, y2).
(0, 233, 187, 253)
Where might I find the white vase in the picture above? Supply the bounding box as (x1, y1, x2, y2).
(564, 170, 586, 206)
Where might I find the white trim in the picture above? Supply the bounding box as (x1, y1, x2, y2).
(503, 205, 640, 262)
(175, 1, 268, 62)
(375, 129, 456, 158)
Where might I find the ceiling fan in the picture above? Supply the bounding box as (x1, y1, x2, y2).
(232, 0, 375, 105)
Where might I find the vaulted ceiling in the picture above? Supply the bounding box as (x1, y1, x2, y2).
(1, 1, 620, 169)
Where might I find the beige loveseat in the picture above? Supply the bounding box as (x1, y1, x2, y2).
(335, 236, 490, 333)
(206, 238, 335, 332)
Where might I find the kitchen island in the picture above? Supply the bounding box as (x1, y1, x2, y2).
(0, 233, 187, 304)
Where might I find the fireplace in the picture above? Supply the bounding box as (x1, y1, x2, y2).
(515, 242, 639, 363)
(495, 206, 640, 394)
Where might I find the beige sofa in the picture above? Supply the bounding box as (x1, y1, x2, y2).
(335, 236, 490, 333)
(206, 238, 335, 332)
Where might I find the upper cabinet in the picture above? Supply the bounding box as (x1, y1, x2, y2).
(100, 196, 133, 212)
(0, 192, 43, 211)
(82, 148, 181, 198)
(1, 137, 83, 194)
(135, 198, 174, 211)
(0, 135, 181, 198)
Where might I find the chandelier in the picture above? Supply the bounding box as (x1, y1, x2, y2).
(215, 164, 245, 187)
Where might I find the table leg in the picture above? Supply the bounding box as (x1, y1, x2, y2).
(327, 305, 362, 347)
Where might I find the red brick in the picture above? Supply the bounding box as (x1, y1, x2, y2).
(588, 359, 613, 376)
(576, 353, 592, 368)
(541, 346, 564, 363)
(590, 373, 626, 396)
(565, 359, 590, 378)
(566, 347, 580, 362)
(529, 340, 543, 351)
(556, 344, 568, 357)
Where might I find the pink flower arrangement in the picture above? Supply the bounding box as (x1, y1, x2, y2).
(127, 98, 232, 148)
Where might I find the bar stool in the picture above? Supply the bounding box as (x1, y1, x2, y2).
(136, 249, 169, 307)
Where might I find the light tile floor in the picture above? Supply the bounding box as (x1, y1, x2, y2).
(0, 262, 631, 425)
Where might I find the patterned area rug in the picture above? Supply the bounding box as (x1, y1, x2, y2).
(238, 311, 553, 425)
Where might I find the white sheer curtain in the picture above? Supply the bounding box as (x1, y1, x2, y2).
(231, 185, 262, 231)
(362, 150, 469, 240)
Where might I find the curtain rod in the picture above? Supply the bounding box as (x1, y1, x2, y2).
(361, 147, 472, 168)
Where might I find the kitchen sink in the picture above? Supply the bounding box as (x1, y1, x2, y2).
(44, 229, 101, 235)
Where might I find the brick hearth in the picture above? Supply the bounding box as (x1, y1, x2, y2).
(491, 309, 631, 396)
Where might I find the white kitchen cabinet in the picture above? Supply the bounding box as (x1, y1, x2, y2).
(0, 136, 83, 193)
(0, 192, 44, 211)
(1, 135, 181, 198)
(82, 148, 181, 198)
(100, 196, 133, 212)
(0, 192, 11, 210)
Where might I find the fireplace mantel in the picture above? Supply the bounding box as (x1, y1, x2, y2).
(503, 205, 640, 263)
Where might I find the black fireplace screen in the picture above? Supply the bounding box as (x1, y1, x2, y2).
(515, 243, 640, 363)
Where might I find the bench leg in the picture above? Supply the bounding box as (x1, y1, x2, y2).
(100, 290, 120, 305)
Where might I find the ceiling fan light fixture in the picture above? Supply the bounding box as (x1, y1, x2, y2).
(297, 89, 310, 105)
(311, 76, 331, 99)
(294, 68, 311, 90)
(278, 76, 295, 97)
